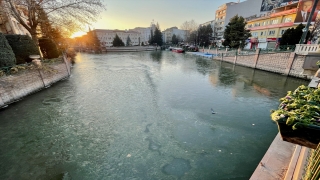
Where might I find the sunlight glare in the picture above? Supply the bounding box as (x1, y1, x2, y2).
(71, 31, 87, 38)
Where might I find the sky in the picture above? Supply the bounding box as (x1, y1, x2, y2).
(71, 0, 236, 37)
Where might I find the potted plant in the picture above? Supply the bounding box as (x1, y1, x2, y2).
(316, 60, 320, 68)
(271, 85, 320, 149)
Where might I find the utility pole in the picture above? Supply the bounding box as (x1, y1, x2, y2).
(299, 0, 320, 44)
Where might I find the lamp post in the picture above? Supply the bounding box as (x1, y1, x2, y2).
(299, 0, 320, 44)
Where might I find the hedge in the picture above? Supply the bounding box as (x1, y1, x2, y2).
(39, 38, 60, 59)
(0, 33, 16, 68)
(5, 34, 40, 64)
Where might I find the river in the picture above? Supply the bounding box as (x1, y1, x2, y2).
(0, 51, 309, 180)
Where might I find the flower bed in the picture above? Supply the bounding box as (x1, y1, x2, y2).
(271, 85, 320, 149)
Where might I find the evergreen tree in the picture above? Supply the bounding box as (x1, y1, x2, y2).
(153, 23, 163, 46)
(223, 15, 251, 49)
(126, 35, 131, 46)
(87, 31, 101, 51)
(0, 33, 16, 67)
(172, 34, 179, 44)
(197, 24, 213, 47)
(280, 24, 309, 45)
(112, 34, 125, 47)
(149, 30, 154, 45)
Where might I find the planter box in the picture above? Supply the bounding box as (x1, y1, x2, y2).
(277, 120, 320, 149)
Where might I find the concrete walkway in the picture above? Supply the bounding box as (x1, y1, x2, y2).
(250, 133, 310, 180)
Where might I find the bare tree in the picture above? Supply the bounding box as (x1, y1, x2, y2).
(180, 20, 198, 42)
(4, 0, 105, 44)
(308, 18, 320, 43)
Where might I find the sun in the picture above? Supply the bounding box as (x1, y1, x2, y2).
(70, 31, 87, 38)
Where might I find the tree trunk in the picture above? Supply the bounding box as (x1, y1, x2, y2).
(30, 29, 43, 58)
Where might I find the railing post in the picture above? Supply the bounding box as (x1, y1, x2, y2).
(253, 48, 261, 68)
(284, 52, 296, 76)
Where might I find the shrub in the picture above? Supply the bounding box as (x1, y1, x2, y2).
(38, 38, 60, 59)
(0, 33, 16, 68)
(5, 34, 40, 64)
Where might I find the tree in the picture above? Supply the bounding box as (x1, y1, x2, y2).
(197, 24, 213, 47)
(152, 23, 163, 46)
(280, 24, 309, 45)
(112, 34, 124, 47)
(180, 20, 198, 41)
(307, 19, 320, 43)
(5, 0, 105, 45)
(126, 35, 131, 46)
(0, 33, 16, 67)
(149, 29, 154, 45)
(86, 31, 101, 51)
(172, 34, 179, 44)
(223, 15, 251, 49)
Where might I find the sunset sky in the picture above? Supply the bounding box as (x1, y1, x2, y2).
(71, 0, 236, 37)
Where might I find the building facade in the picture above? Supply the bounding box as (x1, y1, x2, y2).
(215, 0, 268, 46)
(129, 23, 156, 45)
(93, 29, 141, 47)
(246, 2, 298, 49)
(162, 27, 187, 44)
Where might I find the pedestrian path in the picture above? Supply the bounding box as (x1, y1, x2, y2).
(186, 52, 217, 59)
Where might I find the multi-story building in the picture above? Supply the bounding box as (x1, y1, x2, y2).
(215, 0, 268, 46)
(0, 1, 30, 35)
(130, 23, 156, 45)
(245, 2, 298, 49)
(93, 29, 141, 47)
(162, 27, 187, 44)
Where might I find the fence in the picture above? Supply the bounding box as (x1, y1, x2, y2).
(303, 143, 320, 180)
(0, 55, 71, 108)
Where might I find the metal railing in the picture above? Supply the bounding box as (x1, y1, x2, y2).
(303, 143, 320, 180)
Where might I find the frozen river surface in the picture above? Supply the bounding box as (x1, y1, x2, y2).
(0, 51, 309, 179)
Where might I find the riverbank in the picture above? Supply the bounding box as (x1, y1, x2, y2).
(0, 56, 71, 108)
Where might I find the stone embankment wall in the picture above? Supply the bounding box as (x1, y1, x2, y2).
(212, 49, 311, 79)
(105, 46, 157, 52)
(0, 56, 71, 108)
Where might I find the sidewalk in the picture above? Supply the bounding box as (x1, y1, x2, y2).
(250, 133, 310, 180)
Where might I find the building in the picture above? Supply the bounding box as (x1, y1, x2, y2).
(246, 2, 299, 49)
(162, 27, 187, 44)
(214, 0, 269, 46)
(0, 0, 30, 36)
(93, 29, 141, 47)
(130, 24, 156, 45)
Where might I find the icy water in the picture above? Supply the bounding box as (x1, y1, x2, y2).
(0, 51, 309, 180)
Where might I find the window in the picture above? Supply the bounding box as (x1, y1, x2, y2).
(268, 30, 275, 35)
(271, 19, 278, 24)
(261, 31, 264, 36)
(283, 17, 292, 23)
(280, 29, 287, 35)
(254, 23, 260, 27)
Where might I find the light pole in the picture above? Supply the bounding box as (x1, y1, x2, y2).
(299, 0, 320, 44)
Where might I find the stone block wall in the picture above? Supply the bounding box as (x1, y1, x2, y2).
(256, 53, 291, 74)
(213, 49, 310, 79)
(0, 59, 71, 108)
(236, 55, 256, 68)
(289, 55, 308, 79)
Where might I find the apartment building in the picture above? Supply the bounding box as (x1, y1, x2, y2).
(246, 2, 299, 49)
(130, 23, 156, 45)
(215, 0, 268, 46)
(162, 27, 187, 44)
(93, 29, 141, 47)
